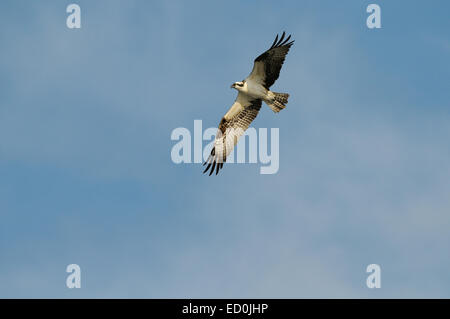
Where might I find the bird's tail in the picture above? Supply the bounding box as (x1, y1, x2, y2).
(268, 92, 289, 113)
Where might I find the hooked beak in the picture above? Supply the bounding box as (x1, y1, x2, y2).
(230, 83, 235, 89)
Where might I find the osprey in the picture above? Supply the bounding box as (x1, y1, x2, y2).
(203, 32, 294, 175)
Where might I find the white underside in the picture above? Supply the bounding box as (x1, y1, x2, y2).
(239, 79, 270, 101)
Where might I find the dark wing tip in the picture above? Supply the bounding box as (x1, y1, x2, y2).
(277, 32, 286, 46)
(203, 162, 212, 174)
(271, 32, 294, 49)
(203, 159, 224, 176)
(270, 34, 279, 49)
(281, 34, 291, 45)
(215, 161, 220, 175)
(202, 148, 224, 176)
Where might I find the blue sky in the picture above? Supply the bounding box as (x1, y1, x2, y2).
(0, 0, 449, 298)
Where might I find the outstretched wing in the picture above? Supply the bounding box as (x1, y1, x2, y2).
(203, 96, 262, 176)
(247, 31, 294, 89)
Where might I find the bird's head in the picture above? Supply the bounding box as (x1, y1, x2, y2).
(230, 81, 245, 91)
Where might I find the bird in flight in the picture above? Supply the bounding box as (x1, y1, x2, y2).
(203, 32, 294, 175)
